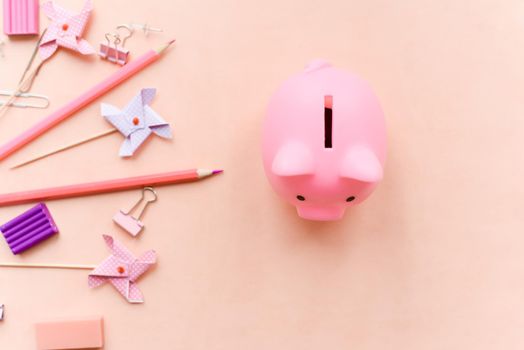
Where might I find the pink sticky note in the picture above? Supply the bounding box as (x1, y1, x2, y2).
(35, 316, 104, 349)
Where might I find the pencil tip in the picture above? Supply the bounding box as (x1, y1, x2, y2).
(212, 169, 223, 175)
(157, 39, 176, 54)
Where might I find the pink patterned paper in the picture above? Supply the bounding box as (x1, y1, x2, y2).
(39, 0, 94, 61)
(88, 235, 156, 304)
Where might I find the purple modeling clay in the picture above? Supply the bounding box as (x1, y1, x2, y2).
(0, 203, 58, 254)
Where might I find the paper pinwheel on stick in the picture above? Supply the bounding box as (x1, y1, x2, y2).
(102, 88, 173, 157)
(12, 88, 173, 169)
(0, 235, 157, 304)
(39, 0, 95, 61)
(0, 0, 95, 117)
(88, 235, 156, 303)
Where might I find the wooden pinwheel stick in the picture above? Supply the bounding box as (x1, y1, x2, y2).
(18, 28, 49, 89)
(0, 262, 96, 270)
(11, 128, 118, 169)
(0, 30, 48, 119)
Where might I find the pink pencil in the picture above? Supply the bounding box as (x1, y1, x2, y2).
(0, 168, 222, 206)
(0, 40, 176, 161)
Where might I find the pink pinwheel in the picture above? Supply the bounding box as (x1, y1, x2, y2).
(88, 235, 156, 303)
(39, 0, 95, 61)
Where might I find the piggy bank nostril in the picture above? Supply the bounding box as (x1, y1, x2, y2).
(346, 196, 356, 202)
(296, 195, 306, 201)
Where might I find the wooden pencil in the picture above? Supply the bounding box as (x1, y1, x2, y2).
(0, 168, 222, 206)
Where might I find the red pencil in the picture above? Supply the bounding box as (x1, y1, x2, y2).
(0, 168, 222, 206)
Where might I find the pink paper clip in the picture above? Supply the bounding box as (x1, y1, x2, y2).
(3, 0, 39, 36)
(99, 27, 131, 66)
(113, 187, 157, 236)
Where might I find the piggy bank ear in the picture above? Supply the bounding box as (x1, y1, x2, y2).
(340, 146, 383, 182)
(272, 142, 314, 176)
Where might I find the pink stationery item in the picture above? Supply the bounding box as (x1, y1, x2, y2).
(113, 187, 157, 236)
(99, 37, 129, 65)
(35, 316, 104, 349)
(39, 0, 95, 61)
(3, 0, 39, 36)
(99, 25, 133, 66)
(113, 210, 143, 235)
(0, 168, 221, 207)
(0, 39, 176, 161)
(98, 23, 163, 66)
(88, 235, 156, 303)
(0, 235, 156, 303)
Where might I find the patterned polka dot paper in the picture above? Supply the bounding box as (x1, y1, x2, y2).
(102, 88, 173, 157)
(39, 0, 95, 61)
(88, 235, 156, 303)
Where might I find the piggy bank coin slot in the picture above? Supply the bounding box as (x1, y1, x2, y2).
(324, 95, 333, 149)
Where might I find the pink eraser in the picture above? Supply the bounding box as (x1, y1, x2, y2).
(3, 0, 39, 36)
(35, 316, 104, 350)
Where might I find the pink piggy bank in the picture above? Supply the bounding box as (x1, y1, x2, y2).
(262, 60, 387, 221)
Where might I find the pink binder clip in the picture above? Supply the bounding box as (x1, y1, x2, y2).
(113, 187, 157, 236)
(3, 0, 39, 36)
(99, 26, 131, 66)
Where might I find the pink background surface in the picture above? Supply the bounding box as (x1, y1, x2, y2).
(1, 0, 524, 348)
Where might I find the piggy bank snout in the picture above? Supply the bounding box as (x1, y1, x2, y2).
(296, 205, 346, 221)
(268, 142, 384, 222)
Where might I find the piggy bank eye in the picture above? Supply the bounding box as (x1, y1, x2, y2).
(296, 195, 306, 201)
(346, 196, 356, 202)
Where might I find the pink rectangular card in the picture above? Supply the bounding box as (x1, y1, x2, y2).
(35, 316, 104, 349)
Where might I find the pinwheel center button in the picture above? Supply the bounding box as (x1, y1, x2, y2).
(62, 23, 69, 31)
(132, 117, 140, 125)
(117, 266, 125, 274)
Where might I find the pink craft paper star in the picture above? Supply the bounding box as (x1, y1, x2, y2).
(39, 0, 95, 61)
(88, 235, 156, 303)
